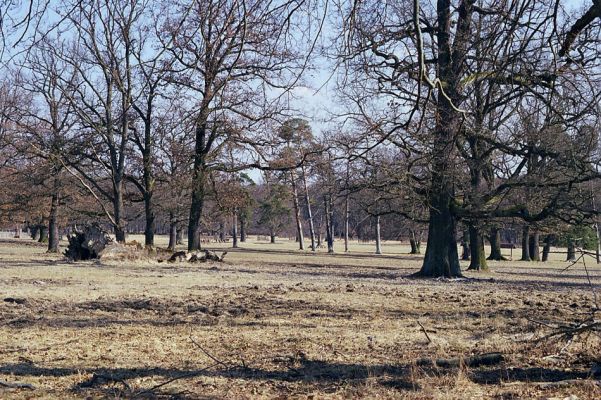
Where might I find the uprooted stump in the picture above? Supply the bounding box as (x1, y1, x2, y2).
(64, 224, 112, 261)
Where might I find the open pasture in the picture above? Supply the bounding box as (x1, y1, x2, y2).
(0, 237, 600, 399)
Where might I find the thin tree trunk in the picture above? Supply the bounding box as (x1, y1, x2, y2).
(168, 213, 177, 251)
(301, 165, 316, 251)
(529, 231, 540, 261)
(176, 227, 184, 245)
(143, 191, 154, 247)
(113, 177, 126, 243)
(375, 215, 382, 255)
(521, 225, 531, 261)
(219, 220, 225, 241)
(232, 213, 238, 248)
(324, 195, 334, 253)
(240, 214, 247, 242)
(344, 194, 350, 252)
(270, 228, 276, 244)
(290, 170, 304, 250)
(595, 222, 600, 264)
(467, 225, 488, 271)
(47, 178, 60, 253)
(409, 229, 421, 254)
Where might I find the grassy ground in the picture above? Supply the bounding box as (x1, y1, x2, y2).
(0, 236, 600, 399)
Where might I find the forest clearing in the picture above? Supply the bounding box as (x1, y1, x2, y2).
(1, 237, 599, 399)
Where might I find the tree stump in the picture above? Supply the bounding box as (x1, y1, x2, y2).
(64, 224, 112, 261)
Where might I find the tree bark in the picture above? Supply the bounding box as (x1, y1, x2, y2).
(301, 165, 316, 251)
(595, 221, 600, 264)
(344, 194, 350, 252)
(566, 239, 576, 261)
(375, 215, 382, 255)
(290, 170, 304, 250)
(31, 225, 40, 241)
(487, 226, 506, 261)
(461, 229, 470, 260)
(188, 123, 208, 251)
(417, 0, 471, 278)
(168, 213, 177, 251)
(217, 220, 224, 242)
(47, 178, 60, 253)
(38, 225, 49, 243)
(176, 227, 184, 245)
(240, 213, 247, 242)
(143, 190, 154, 247)
(521, 225, 531, 261)
(468, 225, 488, 271)
(324, 194, 334, 253)
(113, 175, 126, 243)
(232, 213, 238, 248)
(542, 235, 552, 262)
(410, 229, 421, 254)
(529, 230, 540, 261)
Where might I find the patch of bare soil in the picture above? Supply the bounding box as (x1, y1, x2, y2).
(0, 239, 599, 399)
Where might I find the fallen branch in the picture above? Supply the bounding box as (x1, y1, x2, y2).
(0, 380, 35, 389)
(417, 320, 432, 343)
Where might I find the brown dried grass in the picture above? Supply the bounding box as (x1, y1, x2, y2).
(0, 236, 599, 399)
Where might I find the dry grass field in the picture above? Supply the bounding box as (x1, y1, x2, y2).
(1, 236, 600, 399)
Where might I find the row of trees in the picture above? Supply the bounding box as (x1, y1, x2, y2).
(1, 0, 600, 277)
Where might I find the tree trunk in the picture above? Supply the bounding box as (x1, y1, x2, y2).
(47, 187, 60, 253)
(521, 225, 531, 261)
(143, 191, 154, 247)
(324, 194, 334, 253)
(417, 0, 471, 278)
(375, 215, 382, 255)
(467, 225, 488, 271)
(409, 229, 421, 254)
(542, 235, 552, 262)
(113, 179, 126, 243)
(168, 213, 177, 251)
(176, 227, 184, 245)
(461, 229, 470, 260)
(219, 220, 226, 242)
(232, 213, 238, 248)
(31, 225, 40, 241)
(487, 227, 505, 261)
(240, 214, 247, 242)
(595, 222, 600, 264)
(529, 231, 540, 261)
(270, 228, 276, 244)
(38, 225, 49, 243)
(566, 239, 576, 261)
(290, 170, 304, 250)
(344, 194, 350, 252)
(301, 165, 316, 251)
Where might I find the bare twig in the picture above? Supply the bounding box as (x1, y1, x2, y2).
(417, 320, 432, 343)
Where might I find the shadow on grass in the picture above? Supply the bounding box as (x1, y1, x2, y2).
(0, 358, 417, 394)
(470, 366, 589, 384)
(0, 358, 590, 397)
